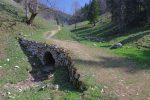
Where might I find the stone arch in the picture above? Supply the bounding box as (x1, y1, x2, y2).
(43, 51, 55, 66)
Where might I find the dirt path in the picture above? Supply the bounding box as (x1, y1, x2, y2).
(44, 26, 61, 40)
(44, 27, 150, 100)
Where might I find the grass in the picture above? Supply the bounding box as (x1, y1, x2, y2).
(54, 13, 150, 69)
(0, 0, 108, 99)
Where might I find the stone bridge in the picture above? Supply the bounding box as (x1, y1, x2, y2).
(18, 38, 85, 91)
(19, 38, 72, 68)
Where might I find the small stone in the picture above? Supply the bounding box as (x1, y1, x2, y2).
(7, 92, 11, 95)
(47, 98, 51, 100)
(101, 89, 104, 93)
(136, 92, 139, 95)
(93, 43, 97, 46)
(54, 85, 59, 91)
(121, 94, 125, 97)
(18, 88, 22, 92)
(15, 66, 20, 68)
(7, 58, 10, 62)
(91, 87, 94, 90)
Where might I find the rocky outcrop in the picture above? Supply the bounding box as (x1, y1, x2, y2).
(19, 38, 85, 91)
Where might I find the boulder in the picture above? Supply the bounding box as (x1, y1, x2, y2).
(110, 43, 123, 49)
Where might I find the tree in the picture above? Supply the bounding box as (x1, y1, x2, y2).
(99, 0, 107, 14)
(108, 0, 149, 32)
(24, 0, 55, 25)
(145, 0, 150, 25)
(72, 1, 81, 29)
(87, 0, 100, 26)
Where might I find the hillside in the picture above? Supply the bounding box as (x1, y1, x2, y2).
(0, 0, 106, 99)
(38, 3, 71, 23)
(14, 0, 71, 24)
(1, 0, 150, 99)
(0, 0, 60, 99)
(54, 13, 150, 68)
(53, 13, 150, 99)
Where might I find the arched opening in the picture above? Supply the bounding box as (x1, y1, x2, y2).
(43, 52, 55, 66)
(42, 52, 55, 73)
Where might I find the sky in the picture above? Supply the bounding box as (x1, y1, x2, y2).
(40, 0, 90, 15)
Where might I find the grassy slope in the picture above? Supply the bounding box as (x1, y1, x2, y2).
(0, 0, 55, 83)
(0, 0, 76, 99)
(0, 0, 107, 99)
(54, 13, 150, 69)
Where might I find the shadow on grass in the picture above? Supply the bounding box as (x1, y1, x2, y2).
(74, 49, 150, 73)
(100, 45, 112, 48)
(71, 23, 117, 42)
(121, 49, 150, 68)
(71, 26, 92, 32)
(120, 31, 150, 45)
(53, 67, 78, 92)
(71, 22, 150, 45)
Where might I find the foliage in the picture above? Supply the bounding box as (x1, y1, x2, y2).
(54, 14, 150, 68)
(87, 0, 100, 26)
(108, 0, 150, 32)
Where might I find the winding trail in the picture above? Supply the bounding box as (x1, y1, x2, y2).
(44, 26, 61, 39)
(44, 26, 150, 100)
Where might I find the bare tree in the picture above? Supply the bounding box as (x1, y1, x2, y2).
(26, 0, 38, 25)
(25, 0, 55, 25)
(25, 0, 29, 19)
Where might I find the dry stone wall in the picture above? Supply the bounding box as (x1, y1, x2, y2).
(19, 38, 85, 91)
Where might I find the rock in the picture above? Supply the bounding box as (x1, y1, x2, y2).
(14, 66, 20, 68)
(101, 89, 104, 93)
(7, 92, 11, 95)
(110, 43, 123, 49)
(54, 84, 59, 91)
(48, 74, 54, 78)
(18, 88, 22, 92)
(93, 43, 97, 46)
(0, 66, 2, 68)
(7, 58, 10, 62)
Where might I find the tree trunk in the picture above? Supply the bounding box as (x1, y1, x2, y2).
(93, 21, 96, 26)
(75, 20, 77, 29)
(75, 23, 77, 29)
(25, 0, 29, 20)
(26, 13, 37, 25)
(146, 0, 150, 26)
